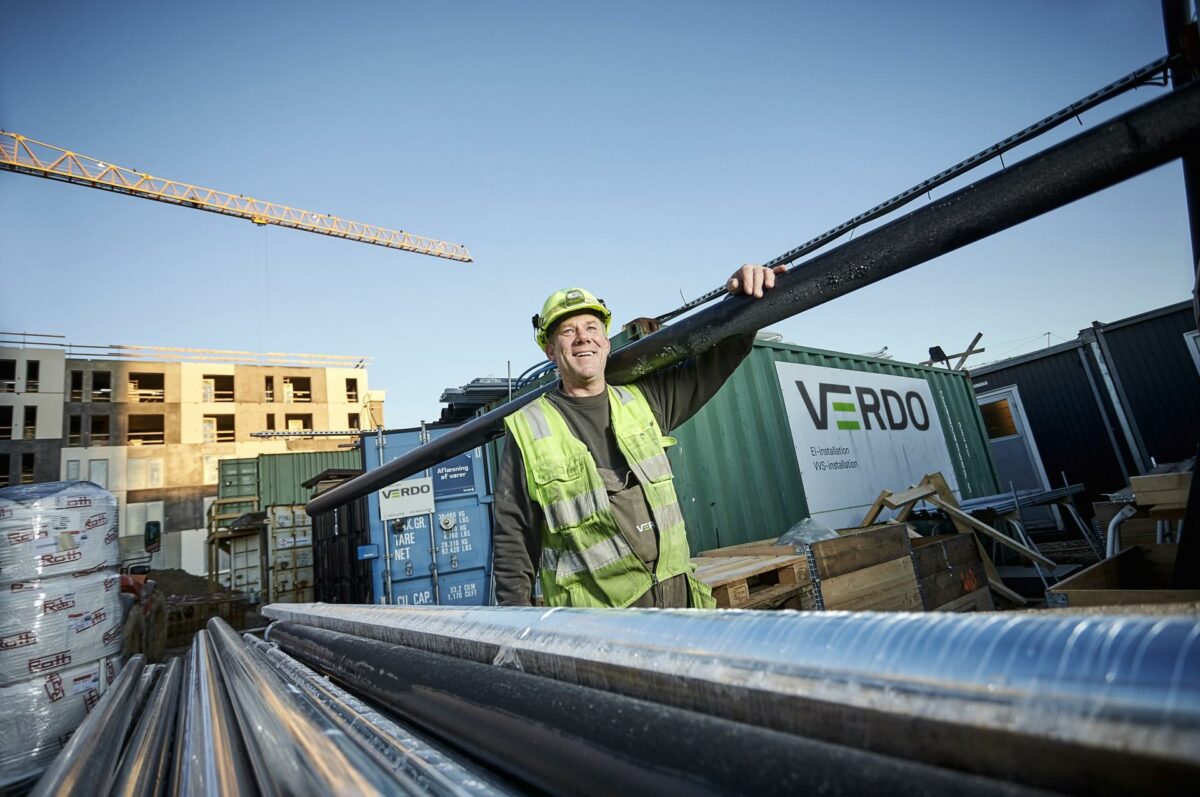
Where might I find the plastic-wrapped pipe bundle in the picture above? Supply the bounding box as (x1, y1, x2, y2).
(243, 634, 517, 797)
(263, 603, 1200, 796)
(0, 655, 119, 789)
(0, 482, 119, 584)
(0, 571, 123, 685)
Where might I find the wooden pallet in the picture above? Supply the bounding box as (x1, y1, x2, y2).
(691, 555, 809, 609)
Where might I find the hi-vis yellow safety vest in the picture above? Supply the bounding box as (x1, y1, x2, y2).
(504, 384, 715, 608)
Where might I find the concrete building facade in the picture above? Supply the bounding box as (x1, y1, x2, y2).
(1, 340, 380, 576)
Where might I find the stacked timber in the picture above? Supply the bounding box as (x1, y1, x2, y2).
(695, 525, 930, 611)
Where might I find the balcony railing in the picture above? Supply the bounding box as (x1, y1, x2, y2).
(68, 434, 82, 446)
(129, 388, 165, 403)
(91, 433, 110, 445)
(25, 380, 38, 393)
(23, 427, 36, 441)
(20, 471, 34, 485)
(0, 425, 10, 439)
(0, 380, 15, 393)
(91, 388, 111, 403)
(70, 389, 83, 401)
(127, 431, 165, 446)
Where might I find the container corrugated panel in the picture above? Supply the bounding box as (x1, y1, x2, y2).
(667, 339, 999, 552)
(257, 450, 361, 508)
(267, 505, 314, 603)
(311, 482, 373, 605)
(362, 426, 493, 605)
(218, 458, 257, 499)
(1096, 303, 1200, 466)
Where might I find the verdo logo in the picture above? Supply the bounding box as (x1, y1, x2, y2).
(796, 382, 931, 432)
(382, 483, 431, 499)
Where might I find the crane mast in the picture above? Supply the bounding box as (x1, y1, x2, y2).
(0, 131, 471, 261)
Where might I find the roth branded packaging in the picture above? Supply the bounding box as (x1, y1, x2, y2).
(0, 655, 118, 787)
(0, 481, 119, 584)
(0, 481, 123, 788)
(0, 570, 123, 685)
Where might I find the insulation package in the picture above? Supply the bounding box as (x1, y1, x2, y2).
(0, 654, 119, 787)
(0, 481, 122, 788)
(0, 481, 119, 584)
(0, 570, 123, 685)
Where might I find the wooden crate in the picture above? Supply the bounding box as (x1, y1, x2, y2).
(691, 555, 808, 609)
(1045, 545, 1200, 607)
(910, 534, 987, 610)
(807, 526, 924, 612)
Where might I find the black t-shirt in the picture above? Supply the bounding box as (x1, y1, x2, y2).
(492, 332, 755, 606)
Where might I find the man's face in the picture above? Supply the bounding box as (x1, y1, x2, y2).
(545, 311, 610, 391)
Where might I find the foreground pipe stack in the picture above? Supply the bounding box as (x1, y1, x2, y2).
(23, 605, 1200, 795)
(263, 603, 1200, 796)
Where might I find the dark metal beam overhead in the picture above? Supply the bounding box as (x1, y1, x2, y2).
(308, 77, 1200, 517)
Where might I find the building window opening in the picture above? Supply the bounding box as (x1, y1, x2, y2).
(66, 460, 80, 480)
(203, 374, 234, 402)
(20, 453, 35, 484)
(264, 376, 275, 402)
(346, 378, 359, 403)
(91, 371, 112, 402)
(0, 453, 9, 487)
(266, 414, 276, 431)
(284, 413, 313, 431)
(128, 415, 165, 445)
(68, 415, 82, 446)
(203, 414, 236, 443)
(91, 415, 110, 446)
(129, 372, 165, 403)
(348, 412, 360, 430)
(70, 371, 84, 401)
(282, 376, 311, 403)
(0, 360, 15, 393)
(23, 406, 37, 440)
(0, 406, 11, 440)
(25, 361, 39, 393)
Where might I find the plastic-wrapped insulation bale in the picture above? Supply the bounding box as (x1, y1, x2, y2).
(0, 481, 119, 584)
(0, 655, 119, 788)
(0, 571, 123, 685)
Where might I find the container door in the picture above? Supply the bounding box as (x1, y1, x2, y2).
(976, 386, 1055, 528)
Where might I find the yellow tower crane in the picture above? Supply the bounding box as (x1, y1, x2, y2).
(0, 131, 472, 261)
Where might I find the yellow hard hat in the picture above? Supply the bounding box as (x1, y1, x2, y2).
(533, 287, 611, 348)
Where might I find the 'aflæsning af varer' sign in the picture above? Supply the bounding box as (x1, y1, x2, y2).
(776, 362, 960, 529)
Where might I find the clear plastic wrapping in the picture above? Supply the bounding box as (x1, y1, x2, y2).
(263, 604, 1200, 768)
(0, 570, 123, 685)
(0, 654, 118, 787)
(0, 481, 119, 584)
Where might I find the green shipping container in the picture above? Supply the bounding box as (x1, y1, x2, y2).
(667, 337, 999, 552)
(256, 450, 361, 509)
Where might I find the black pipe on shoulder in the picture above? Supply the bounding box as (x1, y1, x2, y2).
(308, 77, 1200, 517)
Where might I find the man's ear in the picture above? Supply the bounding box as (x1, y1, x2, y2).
(544, 342, 557, 363)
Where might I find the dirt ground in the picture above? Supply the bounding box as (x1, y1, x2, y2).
(150, 568, 217, 598)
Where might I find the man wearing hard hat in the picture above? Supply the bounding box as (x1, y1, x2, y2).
(493, 264, 784, 608)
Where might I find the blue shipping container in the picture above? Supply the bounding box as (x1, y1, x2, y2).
(362, 427, 493, 605)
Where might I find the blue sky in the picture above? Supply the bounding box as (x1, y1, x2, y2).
(1, 1, 1192, 427)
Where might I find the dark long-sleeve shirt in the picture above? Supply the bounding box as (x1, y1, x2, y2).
(492, 332, 756, 606)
